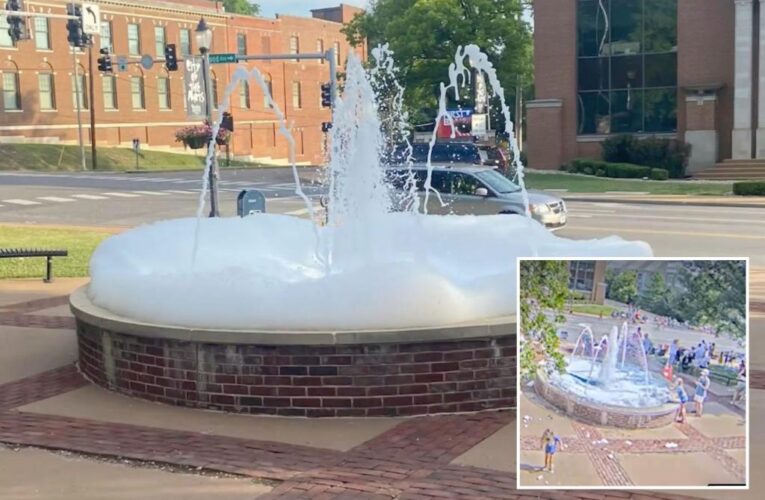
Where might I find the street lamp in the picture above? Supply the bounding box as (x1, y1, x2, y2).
(196, 17, 219, 217)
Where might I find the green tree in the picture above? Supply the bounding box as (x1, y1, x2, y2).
(519, 260, 569, 379)
(606, 270, 638, 304)
(342, 0, 533, 124)
(223, 0, 259, 15)
(640, 272, 670, 316)
(674, 261, 746, 339)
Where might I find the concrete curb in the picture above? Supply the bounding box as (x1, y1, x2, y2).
(563, 195, 765, 209)
(123, 165, 321, 174)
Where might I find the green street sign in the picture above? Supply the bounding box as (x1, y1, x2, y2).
(209, 53, 238, 64)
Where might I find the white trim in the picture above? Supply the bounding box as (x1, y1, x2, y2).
(577, 133, 677, 142)
(526, 99, 562, 109)
(685, 95, 718, 103)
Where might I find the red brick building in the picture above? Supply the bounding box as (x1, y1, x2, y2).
(526, 0, 761, 178)
(0, 0, 364, 165)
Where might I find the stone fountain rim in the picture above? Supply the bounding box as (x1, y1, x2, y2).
(70, 285, 516, 346)
(536, 368, 677, 414)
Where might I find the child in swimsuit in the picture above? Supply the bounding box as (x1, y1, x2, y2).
(540, 428, 562, 472)
(674, 378, 688, 423)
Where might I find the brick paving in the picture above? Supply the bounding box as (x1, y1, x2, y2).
(0, 294, 757, 497)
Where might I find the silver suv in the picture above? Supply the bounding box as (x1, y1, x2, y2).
(386, 164, 568, 229)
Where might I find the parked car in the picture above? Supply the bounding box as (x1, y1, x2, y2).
(478, 144, 509, 172)
(385, 164, 568, 230)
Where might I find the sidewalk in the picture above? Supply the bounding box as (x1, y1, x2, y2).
(0, 278, 760, 498)
(562, 193, 765, 209)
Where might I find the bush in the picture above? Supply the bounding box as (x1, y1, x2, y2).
(650, 168, 669, 180)
(566, 158, 661, 179)
(602, 134, 691, 178)
(733, 181, 765, 196)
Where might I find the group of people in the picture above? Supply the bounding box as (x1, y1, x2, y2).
(672, 370, 710, 423)
(665, 338, 716, 370)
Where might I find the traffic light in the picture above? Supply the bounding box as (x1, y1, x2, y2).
(320, 83, 331, 108)
(164, 44, 178, 71)
(66, 4, 86, 48)
(6, 0, 29, 43)
(97, 47, 112, 73)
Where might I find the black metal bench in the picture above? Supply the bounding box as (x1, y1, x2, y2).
(0, 248, 68, 282)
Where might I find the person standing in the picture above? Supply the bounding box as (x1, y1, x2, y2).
(731, 362, 746, 406)
(540, 429, 562, 472)
(694, 369, 711, 417)
(674, 378, 689, 423)
(668, 339, 680, 366)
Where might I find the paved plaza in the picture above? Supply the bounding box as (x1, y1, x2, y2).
(0, 278, 762, 498)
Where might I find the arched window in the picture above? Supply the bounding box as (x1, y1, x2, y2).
(130, 68, 145, 110)
(157, 69, 171, 110)
(71, 63, 88, 110)
(1, 61, 20, 111)
(211, 71, 219, 109)
(263, 74, 273, 108)
(38, 62, 56, 110)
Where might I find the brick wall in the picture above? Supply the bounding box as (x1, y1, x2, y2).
(77, 320, 516, 417)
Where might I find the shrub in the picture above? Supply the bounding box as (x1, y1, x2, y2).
(602, 134, 691, 178)
(650, 168, 669, 180)
(566, 158, 663, 179)
(733, 181, 765, 196)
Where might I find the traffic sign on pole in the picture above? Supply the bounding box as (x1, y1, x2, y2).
(140, 54, 154, 70)
(117, 56, 128, 72)
(208, 53, 237, 64)
(82, 3, 101, 35)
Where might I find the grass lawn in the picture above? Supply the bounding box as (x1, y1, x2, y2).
(525, 171, 734, 195)
(0, 226, 112, 279)
(0, 143, 288, 172)
(570, 303, 616, 317)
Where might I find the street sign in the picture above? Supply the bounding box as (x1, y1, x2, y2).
(140, 54, 154, 70)
(184, 56, 208, 120)
(82, 3, 101, 35)
(117, 56, 128, 72)
(209, 53, 237, 64)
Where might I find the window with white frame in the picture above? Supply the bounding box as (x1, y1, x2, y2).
(38, 72, 55, 110)
(34, 18, 50, 50)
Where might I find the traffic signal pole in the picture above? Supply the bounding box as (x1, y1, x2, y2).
(88, 45, 98, 170)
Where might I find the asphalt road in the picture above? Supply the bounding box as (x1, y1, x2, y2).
(1, 169, 764, 268)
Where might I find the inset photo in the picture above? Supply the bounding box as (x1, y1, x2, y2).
(517, 259, 748, 490)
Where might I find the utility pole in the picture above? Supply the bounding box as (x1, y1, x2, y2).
(88, 44, 97, 170)
(71, 45, 87, 171)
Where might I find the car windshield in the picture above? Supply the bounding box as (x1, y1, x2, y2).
(473, 169, 521, 193)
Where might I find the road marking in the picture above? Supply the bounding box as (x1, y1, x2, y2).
(1, 199, 42, 205)
(565, 225, 765, 240)
(37, 196, 76, 203)
(102, 192, 142, 198)
(171, 179, 198, 184)
(161, 190, 198, 195)
(71, 194, 110, 200)
(285, 208, 311, 216)
(131, 191, 171, 196)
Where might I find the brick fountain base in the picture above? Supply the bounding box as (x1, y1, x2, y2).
(70, 286, 516, 417)
(533, 369, 677, 428)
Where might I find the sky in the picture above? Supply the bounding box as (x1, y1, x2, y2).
(258, 1, 368, 18)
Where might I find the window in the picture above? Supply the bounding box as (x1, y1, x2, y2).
(292, 81, 301, 109)
(100, 21, 113, 52)
(239, 81, 250, 109)
(34, 18, 50, 50)
(316, 39, 324, 63)
(102, 75, 117, 109)
(128, 24, 141, 56)
(2, 72, 20, 110)
(71, 72, 88, 109)
(155, 26, 166, 58)
(263, 75, 273, 108)
(569, 261, 596, 292)
(180, 29, 191, 56)
(576, 0, 677, 135)
(237, 33, 247, 56)
(289, 36, 299, 61)
(157, 76, 170, 109)
(0, 17, 12, 48)
(211, 72, 219, 109)
(38, 73, 55, 110)
(130, 76, 145, 109)
(333, 42, 341, 66)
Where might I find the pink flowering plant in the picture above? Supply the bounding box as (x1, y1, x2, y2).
(174, 121, 231, 146)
